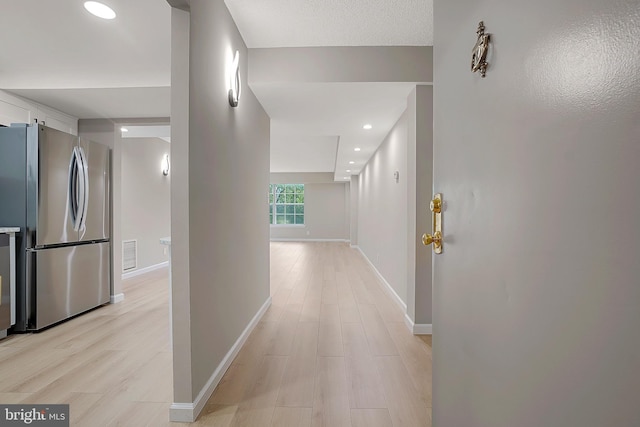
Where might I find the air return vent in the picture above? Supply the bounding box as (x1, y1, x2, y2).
(122, 240, 137, 272)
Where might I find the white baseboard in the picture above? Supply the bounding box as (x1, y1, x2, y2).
(413, 324, 432, 335)
(404, 313, 432, 335)
(270, 238, 350, 243)
(110, 293, 125, 304)
(168, 403, 193, 423)
(354, 246, 407, 312)
(122, 261, 169, 280)
(169, 296, 272, 423)
(355, 247, 432, 336)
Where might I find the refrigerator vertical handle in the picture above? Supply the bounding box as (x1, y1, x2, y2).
(68, 147, 80, 230)
(78, 146, 90, 233)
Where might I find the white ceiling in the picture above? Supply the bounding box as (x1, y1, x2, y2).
(225, 0, 433, 180)
(0, 0, 171, 118)
(254, 83, 416, 176)
(224, 0, 433, 48)
(8, 87, 170, 120)
(121, 125, 171, 143)
(1, 0, 432, 180)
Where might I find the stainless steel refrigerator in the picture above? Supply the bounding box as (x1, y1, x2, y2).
(0, 123, 110, 331)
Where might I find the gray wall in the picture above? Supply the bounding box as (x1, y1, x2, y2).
(433, 0, 640, 426)
(358, 110, 409, 303)
(171, 0, 271, 405)
(121, 137, 170, 271)
(356, 87, 433, 325)
(270, 173, 348, 241)
(405, 86, 433, 326)
(169, 6, 192, 403)
(249, 46, 433, 84)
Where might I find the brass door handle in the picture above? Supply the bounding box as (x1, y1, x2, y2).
(422, 231, 442, 248)
(422, 193, 443, 254)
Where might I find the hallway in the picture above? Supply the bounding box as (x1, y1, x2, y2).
(0, 242, 431, 426)
(200, 242, 432, 426)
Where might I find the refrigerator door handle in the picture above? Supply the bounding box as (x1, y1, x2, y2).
(77, 146, 89, 233)
(68, 147, 80, 231)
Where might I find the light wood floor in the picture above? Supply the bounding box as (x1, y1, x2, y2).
(0, 242, 432, 426)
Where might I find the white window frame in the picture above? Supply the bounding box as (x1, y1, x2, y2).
(269, 184, 305, 226)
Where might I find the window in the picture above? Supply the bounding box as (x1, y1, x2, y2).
(269, 184, 304, 225)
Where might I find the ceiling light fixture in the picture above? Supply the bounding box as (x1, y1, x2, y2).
(346, 170, 351, 172)
(354, 147, 361, 152)
(349, 161, 355, 164)
(343, 177, 349, 180)
(363, 124, 372, 130)
(84, 1, 116, 20)
(120, 127, 128, 133)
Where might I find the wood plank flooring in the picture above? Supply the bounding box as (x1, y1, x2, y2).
(0, 242, 432, 426)
(0, 268, 173, 426)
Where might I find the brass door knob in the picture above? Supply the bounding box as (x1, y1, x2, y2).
(422, 231, 442, 249)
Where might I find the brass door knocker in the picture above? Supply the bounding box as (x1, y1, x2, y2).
(471, 21, 490, 77)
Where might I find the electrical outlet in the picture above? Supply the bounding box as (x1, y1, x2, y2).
(306, 230, 310, 236)
(163, 247, 167, 255)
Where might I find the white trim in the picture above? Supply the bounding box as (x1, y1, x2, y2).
(168, 404, 193, 423)
(413, 324, 432, 335)
(354, 246, 407, 312)
(270, 238, 350, 243)
(404, 313, 432, 335)
(110, 293, 125, 304)
(169, 296, 272, 423)
(122, 261, 169, 280)
(355, 245, 431, 336)
(404, 312, 413, 332)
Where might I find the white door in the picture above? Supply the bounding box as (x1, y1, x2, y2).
(432, 0, 640, 426)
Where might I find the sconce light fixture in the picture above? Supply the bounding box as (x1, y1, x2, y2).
(161, 154, 170, 176)
(228, 50, 241, 107)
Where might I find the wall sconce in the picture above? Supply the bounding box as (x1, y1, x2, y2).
(161, 154, 170, 176)
(228, 50, 241, 107)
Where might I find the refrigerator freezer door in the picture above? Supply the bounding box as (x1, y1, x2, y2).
(27, 242, 110, 330)
(34, 126, 79, 247)
(79, 138, 110, 242)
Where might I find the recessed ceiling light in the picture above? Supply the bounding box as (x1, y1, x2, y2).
(120, 127, 128, 132)
(346, 170, 351, 172)
(343, 177, 349, 180)
(354, 147, 361, 152)
(363, 124, 372, 130)
(84, 1, 116, 20)
(349, 161, 355, 164)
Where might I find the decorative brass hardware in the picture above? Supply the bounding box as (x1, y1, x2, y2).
(471, 21, 490, 78)
(422, 193, 443, 254)
(422, 231, 442, 248)
(430, 197, 441, 213)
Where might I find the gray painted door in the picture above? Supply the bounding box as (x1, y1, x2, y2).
(432, 0, 640, 426)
